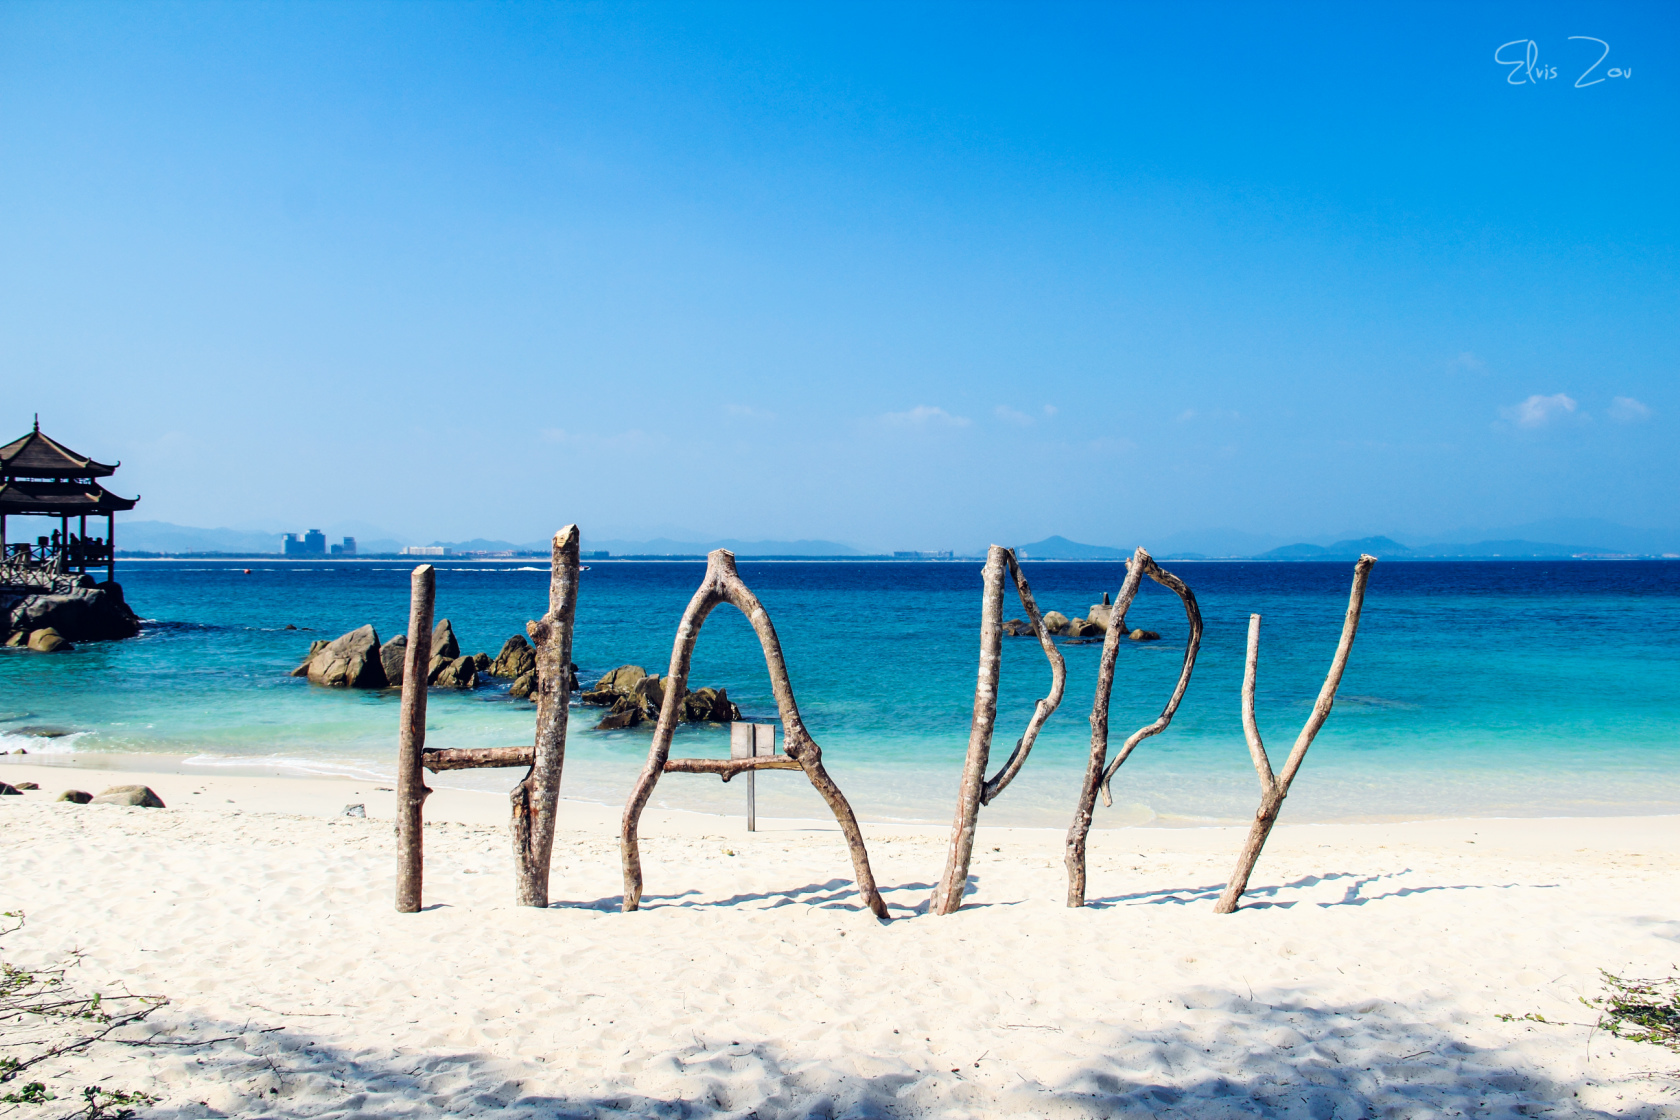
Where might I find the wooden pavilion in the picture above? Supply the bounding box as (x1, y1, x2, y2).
(0, 419, 137, 588)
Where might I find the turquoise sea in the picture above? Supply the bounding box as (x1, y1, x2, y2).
(3, 558, 1677, 828)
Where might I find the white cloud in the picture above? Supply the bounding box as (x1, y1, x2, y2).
(1499, 393, 1577, 429)
(1609, 396, 1652, 423)
(994, 405, 1035, 426)
(1452, 352, 1488, 374)
(882, 405, 970, 427)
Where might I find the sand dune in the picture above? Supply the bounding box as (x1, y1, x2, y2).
(2, 762, 1678, 1119)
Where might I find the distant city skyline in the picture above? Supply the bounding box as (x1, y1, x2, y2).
(2, 2, 1674, 550)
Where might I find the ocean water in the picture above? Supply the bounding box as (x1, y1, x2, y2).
(3, 558, 1677, 828)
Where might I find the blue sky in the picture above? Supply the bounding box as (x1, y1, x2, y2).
(2, 1, 1674, 551)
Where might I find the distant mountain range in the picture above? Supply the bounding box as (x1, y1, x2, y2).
(109, 521, 1680, 560)
(1014, 532, 1677, 561)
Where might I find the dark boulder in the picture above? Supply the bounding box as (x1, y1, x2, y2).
(472, 652, 491, 672)
(13, 781, 39, 790)
(0, 582, 141, 642)
(380, 635, 408, 687)
(431, 619, 461, 662)
(432, 655, 478, 689)
(0, 783, 18, 795)
(291, 639, 329, 677)
(306, 626, 389, 688)
(509, 670, 538, 699)
(1002, 618, 1033, 637)
(489, 635, 537, 679)
(1065, 618, 1105, 638)
(1041, 611, 1070, 635)
(1128, 628, 1162, 642)
(683, 687, 742, 723)
(57, 790, 92, 804)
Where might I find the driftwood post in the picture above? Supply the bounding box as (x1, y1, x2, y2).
(620, 549, 888, 919)
(395, 564, 436, 913)
(511, 526, 581, 908)
(1215, 555, 1376, 914)
(1065, 548, 1204, 908)
(932, 546, 1066, 915)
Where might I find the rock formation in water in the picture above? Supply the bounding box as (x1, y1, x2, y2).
(1, 581, 140, 643)
(580, 663, 742, 729)
(295, 625, 389, 688)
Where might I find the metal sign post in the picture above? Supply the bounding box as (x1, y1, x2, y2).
(730, 722, 777, 831)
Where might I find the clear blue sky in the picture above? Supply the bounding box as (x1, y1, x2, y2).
(2, 1, 1674, 550)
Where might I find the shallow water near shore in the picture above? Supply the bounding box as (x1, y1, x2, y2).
(3, 558, 1677, 827)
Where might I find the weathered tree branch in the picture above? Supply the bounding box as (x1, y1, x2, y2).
(423, 746, 535, 771)
(1214, 554, 1375, 914)
(1064, 548, 1203, 908)
(620, 549, 888, 918)
(395, 564, 435, 914)
(980, 551, 1067, 805)
(662, 755, 803, 780)
(932, 546, 1066, 915)
(512, 526, 581, 908)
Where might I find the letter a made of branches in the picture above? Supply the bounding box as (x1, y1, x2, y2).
(619, 549, 889, 919)
(931, 545, 1067, 915)
(1215, 554, 1376, 913)
(1065, 547, 1204, 908)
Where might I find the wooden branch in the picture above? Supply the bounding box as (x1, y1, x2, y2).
(512, 525, 581, 908)
(1214, 555, 1376, 914)
(662, 756, 802, 780)
(931, 546, 1007, 916)
(1064, 548, 1203, 908)
(423, 746, 535, 771)
(620, 549, 888, 918)
(931, 547, 1068, 915)
(980, 550, 1067, 805)
(395, 564, 435, 914)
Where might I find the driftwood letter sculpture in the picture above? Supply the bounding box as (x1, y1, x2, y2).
(1065, 547, 1204, 908)
(620, 549, 889, 919)
(1215, 554, 1376, 914)
(932, 545, 1066, 915)
(395, 563, 436, 913)
(512, 526, 582, 907)
(395, 528, 582, 911)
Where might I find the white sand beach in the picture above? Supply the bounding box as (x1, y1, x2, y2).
(2, 760, 1678, 1119)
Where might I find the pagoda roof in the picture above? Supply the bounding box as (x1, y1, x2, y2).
(0, 423, 119, 478)
(0, 479, 138, 516)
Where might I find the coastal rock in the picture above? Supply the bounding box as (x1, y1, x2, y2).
(1002, 618, 1033, 637)
(13, 781, 39, 790)
(432, 655, 478, 689)
(5, 631, 25, 646)
(306, 626, 389, 689)
(472, 652, 491, 672)
(431, 619, 461, 662)
(342, 803, 366, 817)
(1041, 611, 1070, 635)
(489, 635, 536, 679)
(596, 665, 647, 695)
(90, 784, 166, 808)
(0, 583, 141, 643)
(1066, 618, 1105, 638)
(683, 687, 742, 723)
(379, 635, 408, 687)
(0, 782, 18, 795)
(1088, 603, 1114, 630)
(509, 670, 538, 699)
(291, 639, 329, 677)
(1129, 628, 1162, 641)
(27, 627, 73, 653)
(57, 790, 92, 803)
(595, 704, 642, 730)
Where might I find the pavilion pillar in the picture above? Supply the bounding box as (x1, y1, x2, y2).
(79, 514, 87, 573)
(107, 513, 115, 582)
